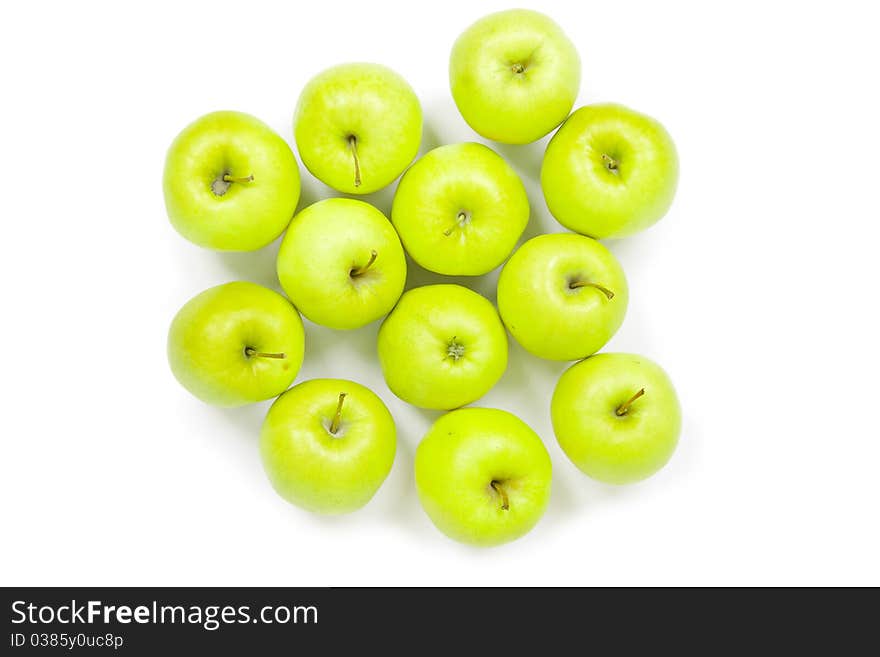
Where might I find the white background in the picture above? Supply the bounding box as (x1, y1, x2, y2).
(2, 0, 878, 586)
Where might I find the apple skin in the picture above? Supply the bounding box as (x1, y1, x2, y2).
(167, 282, 305, 407)
(391, 142, 529, 275)
(260, 378, 396, 515)
(276, 198, 407, 330)
(449, 9, 580, 144)
(497, 233, 628, 361)
(541, 103, 679, 239)
(415, 408, 552, 547)
(163, 111, 300, 251)
(294, 63, 422, 194)
(551, 353, 681, 484)
(377, 284, 507, 410)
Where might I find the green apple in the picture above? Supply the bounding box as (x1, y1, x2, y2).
(377, 284, 507, 410)
(167, 282, 305, 407)
(163, 111, 300, 251)
(449, 9, 580, 144)
(541, 103, 679, 239)
(276, 198, 406, 330)
(497, 233, 628, 361)
(260, 378, 396, 514)
(415, 408, 552, 547)
(390, 143, 529, 275)
(293, 63, 422, 194)
(551, 353, 681, 484)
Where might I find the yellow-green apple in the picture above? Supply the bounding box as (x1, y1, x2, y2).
(293, 63, 422, 194)
(261, 378, 396, 514)
(391, 143, 529, 275)
(276, 198, 406, 329)
(541, 103, 679, 238)
(167, 282, 305, 406)
(163, 111, 300, 251)
(551, 353, 681, 484)
(377, 284, 507, 410)
(415, 408, 552, 546)
(449, 9, 580, 144)
(497, 233, 628, 361)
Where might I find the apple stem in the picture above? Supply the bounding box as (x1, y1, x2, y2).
(601, 154, 619, 171)
(490, 480, 509, 511)
(616, 388, 646, 416)
(223, 173, 255, 184)
(569, 280, 615, 300)
(350, 250, 378, 278)
(330, 392, 347, 435)
(443, 211, 469, 236)
(244, 347, 285, 359)
(348, 135, 362, 188)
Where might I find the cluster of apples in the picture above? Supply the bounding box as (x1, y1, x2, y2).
(165, 9, 681, 547)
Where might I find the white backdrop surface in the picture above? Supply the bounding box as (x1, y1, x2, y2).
(1, 0, 878, 586)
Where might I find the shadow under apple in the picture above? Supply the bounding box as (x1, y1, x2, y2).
(214, 236, 284, 291)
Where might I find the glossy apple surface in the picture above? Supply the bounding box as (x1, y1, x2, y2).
(261, 378, 396, 514)
(294, 63, 422, 194)
(415, 408, 552, 546)
(163, 111, 300, 251)
(542, 103, 678, 238)
(551, 353, 681, 484)
(377, 284, 507, 409)
(277, 198, 406, 329)
(497, 233, 628, 361)
(449, 9, 580, 144)
(391, 142, 529, 275)
(168, 282, 305, 406)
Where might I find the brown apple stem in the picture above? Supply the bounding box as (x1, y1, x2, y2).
(569, 280, 615, 300)
(443, 211, 469, 236)
(223, 173, 254, 184)
(490, 480, 509, 511)
(350, 250, 378, 277)
(245, 347, 285, 359)
(348, 135, 362, 188)
(616, 388, 646, 416)
(601, 154, 619, 171)
(330, 392, 347, 435)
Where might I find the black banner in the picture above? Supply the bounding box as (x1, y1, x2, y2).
(1, 587, 875, 653)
